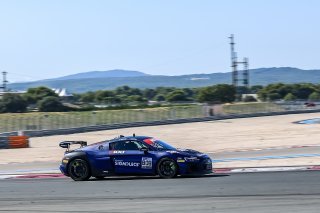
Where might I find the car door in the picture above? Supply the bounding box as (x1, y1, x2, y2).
(109, 140, 155, 174)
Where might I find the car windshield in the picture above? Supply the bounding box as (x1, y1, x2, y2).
(143, 138, 176, 151)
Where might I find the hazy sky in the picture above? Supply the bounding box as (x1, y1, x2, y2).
(0, 0, 319, 82)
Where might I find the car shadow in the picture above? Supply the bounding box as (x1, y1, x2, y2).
(89, 174, 229, 181)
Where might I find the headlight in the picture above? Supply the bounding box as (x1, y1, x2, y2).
(62, 158, 69, 164)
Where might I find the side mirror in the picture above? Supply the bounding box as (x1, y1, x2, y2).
(140, 147, 149, 154)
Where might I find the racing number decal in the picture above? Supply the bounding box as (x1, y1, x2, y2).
(141, 157, 152, 169)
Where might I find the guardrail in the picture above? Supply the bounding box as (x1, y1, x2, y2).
(1, 108, 320, 138)
(0, 136, 29, 149)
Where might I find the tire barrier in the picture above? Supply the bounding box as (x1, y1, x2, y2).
(0, 136, 8, 149)
(0, 136, 29, 149)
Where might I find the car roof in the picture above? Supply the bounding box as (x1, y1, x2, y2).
(119, 136, 150, 141)
(87, 136, 152, 147)
(105, 135, 151, 143)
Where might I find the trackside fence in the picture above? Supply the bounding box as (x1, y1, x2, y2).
(0, 102, 320, 137)
(0, 105, 204, 133)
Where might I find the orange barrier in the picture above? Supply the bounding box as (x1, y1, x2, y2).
(8, 136, 29, 149)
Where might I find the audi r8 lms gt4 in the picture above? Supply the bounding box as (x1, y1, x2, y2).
(59, 135, 213, 181)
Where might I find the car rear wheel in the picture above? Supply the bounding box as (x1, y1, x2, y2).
(157, 158, 178, 178)
(68, 159, 91, 181)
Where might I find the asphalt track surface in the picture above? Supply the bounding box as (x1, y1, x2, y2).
(214, 146, 320, 158)
(1, 171, 320, 213)
(213, 146, 320, 162)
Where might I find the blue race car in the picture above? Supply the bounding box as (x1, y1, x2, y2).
(59, 135, 212, 181)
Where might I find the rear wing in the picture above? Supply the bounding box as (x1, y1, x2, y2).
(59, 141, 87, 153)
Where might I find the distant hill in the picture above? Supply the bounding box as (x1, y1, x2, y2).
(9, 67, 320, 93)
(48, 69, 149, 80)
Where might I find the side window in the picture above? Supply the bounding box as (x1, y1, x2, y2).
(123, 141, 139, 150)
(109, 140, 147, 151)
(133, 141, 148, 149)
(109, 141, 126, 150)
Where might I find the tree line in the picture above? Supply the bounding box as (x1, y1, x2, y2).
(76, 84, 236, 104)
(257, 83, 320, 101)
(0, 87, 66, 113)
(1, 83, 320, 113)
(0, 84, 236, 113)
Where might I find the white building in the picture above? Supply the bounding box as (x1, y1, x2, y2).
(53, 88, 73, 97)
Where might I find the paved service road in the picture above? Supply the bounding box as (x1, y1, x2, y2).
(1, 171, 320, 213)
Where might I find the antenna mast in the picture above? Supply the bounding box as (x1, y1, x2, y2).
(0, 71, 8, 92)
(229, 35, 250, 92)
(243, 57, 249, 88)
(229, 34, 238, 88)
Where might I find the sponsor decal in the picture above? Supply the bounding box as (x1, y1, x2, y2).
(166, 150, 178, 154)
(112, 150, 125, 154)
(141, 157, 152, 169)
(114, 159, 140, 167)
(185, 156, 199, 161)
(176, 158, 185, 163)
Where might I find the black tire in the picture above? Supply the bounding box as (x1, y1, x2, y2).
(157, 158, 178, 178)
(68, 159, 91, 181)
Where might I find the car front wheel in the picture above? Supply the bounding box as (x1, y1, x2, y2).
(68, 159, 91, 181)
(157, 158, 178, 178)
